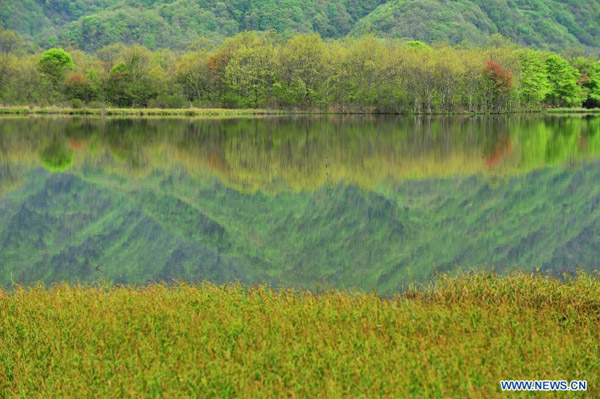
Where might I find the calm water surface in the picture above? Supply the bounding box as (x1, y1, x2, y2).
(1, 115, 599, 291)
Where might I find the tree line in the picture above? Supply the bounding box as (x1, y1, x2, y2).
(1, 26, 599, 113)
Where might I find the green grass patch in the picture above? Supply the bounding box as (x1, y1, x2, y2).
(544, 107, 600, 114)
(0, 272, 598, 398)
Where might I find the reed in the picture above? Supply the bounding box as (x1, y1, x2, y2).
(1, 272, 598, 398)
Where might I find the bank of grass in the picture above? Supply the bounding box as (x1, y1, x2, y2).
(1, 106, 600, 117)
(0, 106, 286, 117)
(544, 107, 600, 114)
(1, 272, 598, 398)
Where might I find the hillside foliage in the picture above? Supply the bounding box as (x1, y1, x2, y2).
(352, 0, 600, 51)
(1, 0, 599, 52)
(0, 0, 386, 51)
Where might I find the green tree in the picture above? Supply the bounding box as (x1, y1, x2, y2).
(38, 48, 74, 85)
(330, 36, 385, 110)
(574, 58, 600, 108)
(459, 49, 486, 112)
(405, 41, 430, 50)
(0, 25, 22, 93)
(224, 43, 276, 107)
(432, 46, 465, 111)
(0, 25, 22, 54)
(583, 61, 600, 108)
(400, 44, 436, 113)
(176, 51, 213, 104)
(105, 63, 132, 107)
(65, 72, 97, 103)
(278, 34, 328, 107)
(544, 54, 581, 107)
(103, 46, 163, 107)
(586, 62, 600, 108)
(516, 50, 550, 109)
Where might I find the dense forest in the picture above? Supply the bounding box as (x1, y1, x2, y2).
(352, 0, 600, 51)
(0, 24, 599, 112)
(1, 0, 599, 52)
(0, 0, 386, 51)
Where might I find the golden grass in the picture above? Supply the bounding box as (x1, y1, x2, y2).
(0, 272, 598, 398)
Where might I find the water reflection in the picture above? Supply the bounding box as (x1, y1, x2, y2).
(0, 115, 599, 291)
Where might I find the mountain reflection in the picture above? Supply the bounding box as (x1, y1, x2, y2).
(0, 115, 599, 291)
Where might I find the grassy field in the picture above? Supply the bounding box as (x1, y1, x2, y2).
(0, 273, 598, 398)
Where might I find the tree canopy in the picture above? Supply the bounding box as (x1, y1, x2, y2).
(39, 48, 75, 84)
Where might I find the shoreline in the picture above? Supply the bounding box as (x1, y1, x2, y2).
(0, 106, 599, 117)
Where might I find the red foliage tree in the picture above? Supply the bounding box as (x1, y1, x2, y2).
(484, 60, 513, 92)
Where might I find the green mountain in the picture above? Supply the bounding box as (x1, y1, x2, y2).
(0, 0, 386, 51)
(0, 0, 598, 51)
(351, 0, 600, 51)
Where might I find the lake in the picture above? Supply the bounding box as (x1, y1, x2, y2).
(1, 115, 599, 292)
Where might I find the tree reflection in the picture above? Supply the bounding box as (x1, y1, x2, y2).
(40, 139, 74, 172)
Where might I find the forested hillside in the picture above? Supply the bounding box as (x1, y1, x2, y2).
(352, 0, 600, 51)
(0, 0, 386, 51)
(0, 0, 599, 51)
